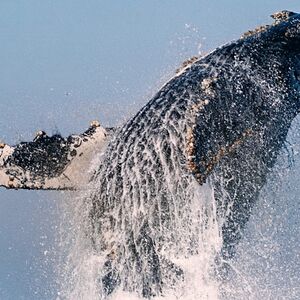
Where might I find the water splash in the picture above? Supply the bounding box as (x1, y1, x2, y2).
(57, 171, 224, 299)
(55, 118, 300, 300)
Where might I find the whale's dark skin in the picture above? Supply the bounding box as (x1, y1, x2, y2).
(86, 11, 300, 297)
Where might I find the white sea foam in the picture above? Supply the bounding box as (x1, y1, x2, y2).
(56, 171, 224, 300)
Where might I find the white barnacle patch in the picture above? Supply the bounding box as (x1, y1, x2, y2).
(90, 120, 101, 128)
(8, 180, 15, 188)
(176, 56, 199, 75)
(200, 77, 217, 96)
(271, 10, 296, 23)
(191, 99, 210, 115)
(0, 144, 14, 164)
(34, 130, 47, 141)
(241, 25, 270, 39)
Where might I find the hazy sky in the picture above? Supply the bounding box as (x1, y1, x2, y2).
(0, 1, 299, 299)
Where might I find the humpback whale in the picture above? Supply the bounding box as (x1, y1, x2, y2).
(1, 10, 300, 298)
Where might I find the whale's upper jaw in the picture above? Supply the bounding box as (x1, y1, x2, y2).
(240, 11, 300, 110)
(272, 10, 300, 42)
(278, 12, 300, 109)
(241, 10, 300, 42)
(239, 11, 300, 60)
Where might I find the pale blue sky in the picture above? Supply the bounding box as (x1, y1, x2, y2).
(0, 1, 299, 299)
(0, 0, 299, 140)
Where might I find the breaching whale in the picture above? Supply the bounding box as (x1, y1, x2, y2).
(1, 10, 300, 298)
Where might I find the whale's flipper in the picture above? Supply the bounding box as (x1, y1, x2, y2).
(0, 122, 112, 190)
